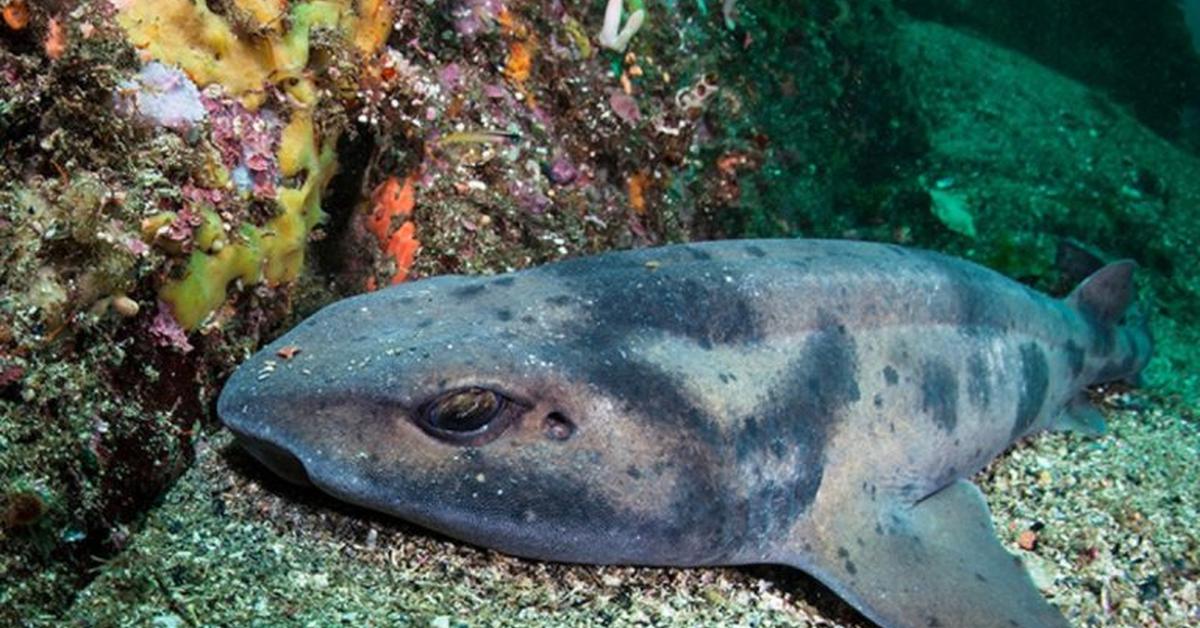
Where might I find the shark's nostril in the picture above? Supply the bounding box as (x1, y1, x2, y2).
(542, 412, 575, 441)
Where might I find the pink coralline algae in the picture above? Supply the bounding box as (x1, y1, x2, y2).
(156, 205, 203, 247)
(547, 158, 578, 185)
(181, 183, 225, 208)
(453, 0, 505, 38)
(115, 62, 207, 132)
(203, 96, 281, 199)
(149, 301, 194, 353)
(609, 89, 641, 125)
(438, 63, 464, 92)
(509, 179, 551, 214)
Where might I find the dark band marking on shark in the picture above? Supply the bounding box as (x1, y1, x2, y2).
(1012, 343, 1050, 439)
(920, 359, 959, 432)
(966, 354, 991, 409)
(219, 239, 1153, 628)
(450, 283, 487, 299)
(549, 262, 765, 350)
(735, 311, 860, 523)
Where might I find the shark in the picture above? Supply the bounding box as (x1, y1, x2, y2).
(218, 238, 1152, 628)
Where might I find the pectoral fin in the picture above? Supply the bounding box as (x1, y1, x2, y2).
(804, 480, 1070, 628)
(1050, 394, 1107, 437)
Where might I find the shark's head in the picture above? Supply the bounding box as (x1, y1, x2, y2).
(219, 265, 748, 566)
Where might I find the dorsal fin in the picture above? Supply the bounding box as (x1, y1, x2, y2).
(1055, 239, 1106, 290)
(1066, 260, 1136, 325)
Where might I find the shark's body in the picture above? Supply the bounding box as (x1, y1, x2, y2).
(220, 239, 1151, 628)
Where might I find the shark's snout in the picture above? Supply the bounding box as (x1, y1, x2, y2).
(218, 379, 313, 487)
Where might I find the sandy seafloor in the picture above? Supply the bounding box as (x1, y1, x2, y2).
(64, 385, 1199, 627)
(15, 15, 1200, 628)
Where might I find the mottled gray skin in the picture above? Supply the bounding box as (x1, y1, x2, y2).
(219, 239, 1151, 628)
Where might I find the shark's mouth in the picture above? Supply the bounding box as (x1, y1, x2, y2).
(233, 430, 313, 487)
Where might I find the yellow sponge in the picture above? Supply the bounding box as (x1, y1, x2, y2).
(117, 0, 392, 329)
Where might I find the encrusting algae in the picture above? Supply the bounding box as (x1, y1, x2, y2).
(115, 0, 392, 329)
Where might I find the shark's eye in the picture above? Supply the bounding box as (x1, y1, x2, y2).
(418, 387, 515, 444)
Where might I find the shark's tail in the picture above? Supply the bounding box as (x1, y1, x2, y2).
(1065, 260, 1153, 386)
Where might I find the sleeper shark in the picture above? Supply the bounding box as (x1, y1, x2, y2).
(219, 238, 1152, 628)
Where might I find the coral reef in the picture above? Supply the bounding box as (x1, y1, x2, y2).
(117, 0, 390, 329)
(0, 0, 397, 616)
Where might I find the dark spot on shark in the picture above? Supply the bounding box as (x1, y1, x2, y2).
(883, 366, 899, 386)
(745, 245, 768, 258)
(920, 359, 959, 432)
(520, 315, 536, 324)
(398, 296, 416, 306)
(1064, 340, 1085, 377)
(875, 523, 884, 535)
(1012, 343, 1049, 438)
(966, 353, 990, 410)
(873, 394, 884, 408)
(417, 318, 434, 329)
(545, 294, 573, 307)
(496, 309, 513, 322)
(718, 373, 730, 384)
(450, 284, 487, 299)
(927, 617, 942, 627)
(491, 276, 516, 287)
(626, 466, 642, 479)
(683, 246, 713, 261)
(836, 547, 857, 574)
(975, 572, 988, 582)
